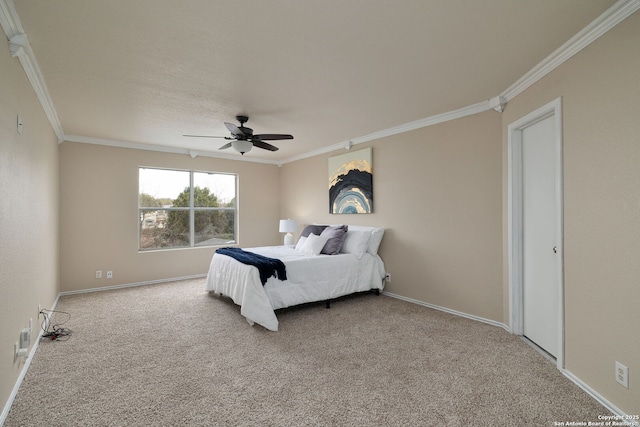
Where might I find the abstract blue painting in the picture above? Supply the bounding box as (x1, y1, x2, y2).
(328, 147, 373, 214)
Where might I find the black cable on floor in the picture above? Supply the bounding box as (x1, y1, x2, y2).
(40, 309, 73, 341)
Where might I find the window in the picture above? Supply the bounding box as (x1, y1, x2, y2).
(138, 167, 237, 251)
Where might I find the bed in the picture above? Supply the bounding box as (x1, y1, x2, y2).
(205, 225, 386, 331)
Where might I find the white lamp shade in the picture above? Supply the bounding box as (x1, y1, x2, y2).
(232, 140, 253, 154)
(279, 219, 298, 233)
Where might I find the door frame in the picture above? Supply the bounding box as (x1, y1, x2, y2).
(507, 97, 564, 370)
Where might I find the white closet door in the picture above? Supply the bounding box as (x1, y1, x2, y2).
(521, 114, 559, 358)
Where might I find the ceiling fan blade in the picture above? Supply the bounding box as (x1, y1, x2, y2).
(183, 134, 227, 138)
(225, 122, 245, 137)
(252, 140, 279, 151)
(219, 142, 233, 150)
(253, 134, 294, 141)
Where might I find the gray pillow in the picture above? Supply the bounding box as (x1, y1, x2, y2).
(320, 225, 348, 255)
(300, 224, 328, 238)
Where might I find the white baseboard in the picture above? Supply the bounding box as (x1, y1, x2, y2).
(382, 291, 510, 332)
(59, 274, 207, 296)
(0, 293, 61, 426)
(382, 291, 637, 423)
(562, 370, 639, 426)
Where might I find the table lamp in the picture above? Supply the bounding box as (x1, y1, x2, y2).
(279, 219, 298, 246)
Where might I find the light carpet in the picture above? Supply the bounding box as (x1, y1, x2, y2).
(5, 278, 608, 426)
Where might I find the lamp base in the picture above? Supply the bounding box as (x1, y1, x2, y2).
(283, 233, 294, 247)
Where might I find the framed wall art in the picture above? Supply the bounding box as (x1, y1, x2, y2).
(328, 147, 373, 214)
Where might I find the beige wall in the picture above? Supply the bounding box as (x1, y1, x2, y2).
(280, 111, 504, 322)
(281, 11, 640, 415)
(59, 143, 281, 292)
(502, 11, 640, 414)
(3, 6, 638, 419)
(0, 41, 59, 410)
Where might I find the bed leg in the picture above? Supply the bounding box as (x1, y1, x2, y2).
(375, 288, 380, 296)
(326, 300, 331, 309)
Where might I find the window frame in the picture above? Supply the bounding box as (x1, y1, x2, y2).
(138, 167, 238, 252)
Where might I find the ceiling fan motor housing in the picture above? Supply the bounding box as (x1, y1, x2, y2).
(233, 116, 253, 139)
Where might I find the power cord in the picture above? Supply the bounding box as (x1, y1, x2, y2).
(40, 309, 73, 341)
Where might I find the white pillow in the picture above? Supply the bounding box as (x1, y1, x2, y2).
(346, 226, 385, 255)
(299, 233, 329, 256)
(339, 229, 371, 259)
(367, 228, 384, 254)
(294, 236, 307, 251)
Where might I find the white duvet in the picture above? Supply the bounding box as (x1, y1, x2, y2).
(205, 246, 386, 331)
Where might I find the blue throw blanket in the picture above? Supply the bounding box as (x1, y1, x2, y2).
(216, 247, 287, 286)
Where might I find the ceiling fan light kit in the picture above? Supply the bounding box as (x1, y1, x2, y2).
(232, 139, 253, 154)
(184, 115, 293, 155)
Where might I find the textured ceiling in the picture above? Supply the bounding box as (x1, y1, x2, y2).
(12, 0, 616, 162)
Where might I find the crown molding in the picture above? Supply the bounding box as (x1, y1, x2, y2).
(62, 135, 280, 165)
(501, 0, 640, 103)
(280, 0, 640, 165)
(0, 0, 21, 37)
(4, 0, 639, 164)
(279, 101, 492, 164)
(1, 0, 64, 141)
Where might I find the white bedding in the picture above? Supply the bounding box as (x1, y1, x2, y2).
(205, 245, 386, 331)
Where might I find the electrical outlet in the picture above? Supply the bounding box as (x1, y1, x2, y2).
(615, 361, 629, 388)
(385, 273, 391, 283)
(15, 327, 29, 362)
(106, 270, 113, 279)
(96, 270, 102, 279)
(20, 328, 30, 349)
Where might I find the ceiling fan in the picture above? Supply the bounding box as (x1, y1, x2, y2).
(183, 115, 294, 155)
